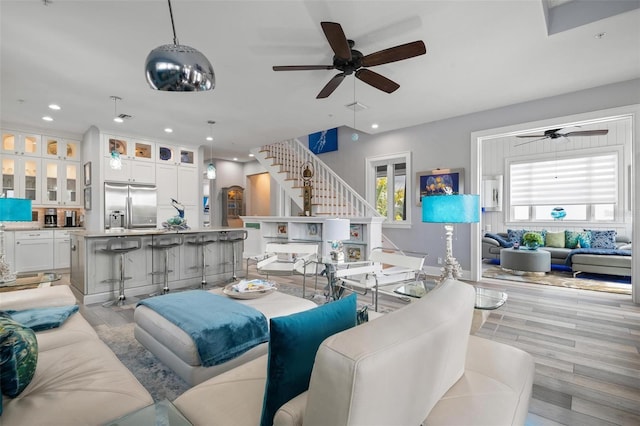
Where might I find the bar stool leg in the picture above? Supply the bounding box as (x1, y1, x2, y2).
(227, 240, 238, 283)
(162, 248, 170, 294)
(116, 252, 127, 306)
(200, 244, 207, 289)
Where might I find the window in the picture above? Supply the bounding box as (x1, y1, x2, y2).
(366, 152, 411, 226)
(509, 150, 619, 223)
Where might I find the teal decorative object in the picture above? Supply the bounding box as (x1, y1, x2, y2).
(551, 207, 566, 220)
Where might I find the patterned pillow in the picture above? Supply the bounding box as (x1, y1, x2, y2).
(0, 313, 38, 397)
(586, 229, 617, 249)
(546, 231, 565, 248)
(565, 230, 591, 249)
(507, 229, 527, 245)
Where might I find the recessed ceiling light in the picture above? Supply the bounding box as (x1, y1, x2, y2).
(113, 117, 124, 123)
(206, 136, 213, 141)
(248, 153, 254, 157)
(164, 128, 173, 133)
(371, 123, 379, 129)
(595, 32, 606, 39)
(233, 157, 238, 161)
(42, 116, 53, 121)
(48, 104, 61, 110)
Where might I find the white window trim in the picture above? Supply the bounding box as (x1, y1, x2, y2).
(365, 151, 412, 228)
(505, 145, 624, 224)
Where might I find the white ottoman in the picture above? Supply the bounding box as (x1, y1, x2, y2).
(134, 289, 317, 386)
(500, 247, 551, 274)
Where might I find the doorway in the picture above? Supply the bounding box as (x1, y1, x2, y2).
(246, 172, 271, 216)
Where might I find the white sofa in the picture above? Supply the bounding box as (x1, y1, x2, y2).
(174, 279, 535, 425)
(0, 286, 153, 426)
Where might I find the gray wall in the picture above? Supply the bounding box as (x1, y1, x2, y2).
(315, 78, 640, 271)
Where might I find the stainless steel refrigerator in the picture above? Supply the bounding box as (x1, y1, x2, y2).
(104, 182, 157, 229)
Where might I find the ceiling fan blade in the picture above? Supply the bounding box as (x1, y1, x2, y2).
(562, 130, 609, 137)
(516, 134, 549, 138)
(515, 137, 548, 146)
(317, 73, 346, 98)
(273, 65, 335, 71)
(361, 40, 426, 67)
(355, 69, 400, 94)
(321, 22, 352, 61)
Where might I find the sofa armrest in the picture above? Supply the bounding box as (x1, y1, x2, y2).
(274, 391, 308, 426)
(0, 286, 76, 311)
(482, 236, 500, 247)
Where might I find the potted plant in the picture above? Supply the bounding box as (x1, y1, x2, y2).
(522, 232, 544, 250)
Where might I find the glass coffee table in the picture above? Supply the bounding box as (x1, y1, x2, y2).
(0, 272, 61, 292)
(104, 399, 192, 426)
(393, 280, 507, 333)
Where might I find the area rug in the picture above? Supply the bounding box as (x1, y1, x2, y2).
(482, 265, 631, 294)
(95, 280, 406, 401)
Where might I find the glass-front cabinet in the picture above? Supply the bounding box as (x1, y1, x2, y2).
(106, 136, 154, 162)
(1, 156, 41, 202)
(42, 136, 80, 161)
(42, 160, 79, 206)
(1, 130, 41, 156)
(157, 144, 196, 167)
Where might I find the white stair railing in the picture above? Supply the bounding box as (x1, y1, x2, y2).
(252, 138, 380, 217)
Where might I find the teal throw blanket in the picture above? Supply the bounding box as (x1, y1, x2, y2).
(7, 305, 79, 332)
(138, 291, 269, 367)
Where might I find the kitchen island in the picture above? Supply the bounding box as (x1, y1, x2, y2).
(69, 227, 247, 304)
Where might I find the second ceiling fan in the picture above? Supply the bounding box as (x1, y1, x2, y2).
(272, 22, 426, 99)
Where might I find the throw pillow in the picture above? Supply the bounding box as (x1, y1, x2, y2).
(259, 293, 357, 426)
(565, 230, 591, 249)
(485, 233, 513, 248)
(546, 231, 565, 248)
(507, 229, 527, 245)
(0, 313, 38, 397)
(586, 229, 617, 249)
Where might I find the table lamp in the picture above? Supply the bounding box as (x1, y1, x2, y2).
(422, 194, 479, 282)
(325, 218, 350, 262)
(0, 197, 32, 282)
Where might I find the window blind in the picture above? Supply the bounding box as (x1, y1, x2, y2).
(510, 153, 617, 206)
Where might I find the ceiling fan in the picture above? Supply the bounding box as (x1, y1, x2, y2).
(272, 21, 426, 99)
(515, 127, 608, 146)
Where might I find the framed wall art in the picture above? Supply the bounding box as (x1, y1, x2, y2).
(416, 168, 464, 205)
(308, 128, 338, 154)
(83, 161, 92, 186)
(84, 187, 91, 210)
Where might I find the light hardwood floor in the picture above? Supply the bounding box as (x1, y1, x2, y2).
(69, 271, 639, 426)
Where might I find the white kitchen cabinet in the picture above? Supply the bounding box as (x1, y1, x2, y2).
(42, 159, 80, 206)
(156, 162, 198, 224)
(54, 229, 71, 269)
(103, 156, 156, 184)
(1, 130, 41, 157)
(14, 230, 54, 272)
(42, 136, 80, 161)
(1, 155, 41, 203)
(105, 135, 154, 162)
(156, 144, 196, 168)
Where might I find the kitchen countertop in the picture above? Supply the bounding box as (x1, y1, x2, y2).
(70, 227, 247, 238)
(4, 226, 85, 231)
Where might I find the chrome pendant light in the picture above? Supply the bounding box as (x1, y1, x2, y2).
(145, 0, 215, 92)
(206, 120, 216, 179)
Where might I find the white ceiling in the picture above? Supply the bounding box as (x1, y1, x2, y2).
(1, 1, 639, 162)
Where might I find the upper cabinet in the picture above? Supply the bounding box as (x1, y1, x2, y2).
(42, 159, 80, 206)
(156, 144, 196, 168)
(1, 155, 42, 203)
(42, 136, 80, 161)
(105, 135, 155, 162)
(1, 130, 41, 157)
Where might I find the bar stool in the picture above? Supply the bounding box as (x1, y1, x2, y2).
(220, 230, 248, 282)
(186, 233, 218, 288)
(102, 237, 142, 307)
(149, 234, 183, 295)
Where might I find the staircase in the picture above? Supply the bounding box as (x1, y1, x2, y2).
(251, 138, 381, 217)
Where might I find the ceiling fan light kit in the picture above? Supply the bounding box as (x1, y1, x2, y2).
(145, 0, 215, 92)
(273, 21, 426, 99)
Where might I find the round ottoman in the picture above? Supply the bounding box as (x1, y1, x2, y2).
(500, 248, 551, 274)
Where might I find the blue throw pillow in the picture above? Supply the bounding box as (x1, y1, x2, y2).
(259, 293, 357, 426)
(585, 229, 616, 249)
(507, 229, 527, 245)
(0, 313, 38, 398)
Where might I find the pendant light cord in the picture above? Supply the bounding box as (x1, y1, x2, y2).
(167, 0, 179, 45)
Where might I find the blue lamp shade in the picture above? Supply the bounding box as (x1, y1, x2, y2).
(0, 198, 32, 222)
(422, 194, 479, 223)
